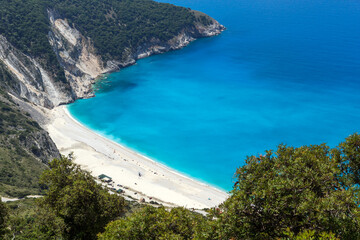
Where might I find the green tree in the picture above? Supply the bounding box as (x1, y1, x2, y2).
(333, 133, 360, 186)
(4, 200, 65, 240)
(212, 142, 360, 239)
(0, 200, 9, 238)
(98, 206, 211, 240)
(279, 228, 340, 240)
(39, 155, 125, 240)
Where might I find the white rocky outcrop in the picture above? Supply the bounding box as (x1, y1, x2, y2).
(191, 10, 225, 37)
(195, 22, 225, 37)
(47, 10, 138, 100)
(0, 35, 71, 108)
(48, 10, 108, 100)
(133, 13, 224, 60)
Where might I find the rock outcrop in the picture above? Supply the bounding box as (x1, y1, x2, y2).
(19, 129, 60, 164)
(0, 92, 60, 164)
(133, 13, 225, 59)
(0, 35, 72, 108)
(48, 10, 109, 100)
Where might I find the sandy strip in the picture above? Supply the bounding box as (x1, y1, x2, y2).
(45, 106, 229, 209)
(0, 195, 42, 203)
(1, 197, 20, 202)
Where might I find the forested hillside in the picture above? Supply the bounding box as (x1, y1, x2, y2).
(52, 0, 199, 60)
(0, 0, 66, 83)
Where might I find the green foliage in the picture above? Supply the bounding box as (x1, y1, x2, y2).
(0, 76, 49, 197)
(0, 0, 66, 82)
(280, 228, 340, 240)
(211, 139, 360, 239)
(333, 133, 360, 186)
(98, 206, 210, 240)
(0, 201, 9, 238)
(39, 155, 125, 240)
(4, 198, 65, 240)
(0, 147, 47, 198)
(51, 0, 197, 61)
(192, 10, 214, 26)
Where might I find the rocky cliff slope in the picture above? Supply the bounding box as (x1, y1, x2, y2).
(0, 66, 60, 197)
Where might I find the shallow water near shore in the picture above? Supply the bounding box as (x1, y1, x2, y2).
(68, 0, 360, 191)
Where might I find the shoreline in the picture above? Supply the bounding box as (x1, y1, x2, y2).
(65, 106, 225, 192)
(45, 105, 229, 209)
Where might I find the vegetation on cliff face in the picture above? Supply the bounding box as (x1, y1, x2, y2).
(0, 64, 60, 198)
(51, 0, 201, 61)
(2, 135, 360, 239)
(0, 201, 8, 238)
(0, 0, 67, 83)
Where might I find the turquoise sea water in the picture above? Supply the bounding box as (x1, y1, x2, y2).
(68, 0, 360, 191)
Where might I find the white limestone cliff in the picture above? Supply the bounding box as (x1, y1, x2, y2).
(0, 35, 71, 108)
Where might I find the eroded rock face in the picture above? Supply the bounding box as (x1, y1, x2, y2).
(19, 128, 61, 164)
(0, 94, 60, 163)
(133, 17, 225, 60)
(0, 35, 72, 108)
(48, 10, 108, 100)
(47, 10, 141, 101)
(0, 11, 120, 109)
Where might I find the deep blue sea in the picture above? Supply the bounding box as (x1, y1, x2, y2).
(68, 0, 360, 191)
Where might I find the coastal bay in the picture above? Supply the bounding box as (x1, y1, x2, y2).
(69, 0, 360, 191)
(45, 106, 228, 209)
(1, 0, 360, 238)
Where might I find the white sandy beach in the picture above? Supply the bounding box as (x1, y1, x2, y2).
(45, 105, 228, 209)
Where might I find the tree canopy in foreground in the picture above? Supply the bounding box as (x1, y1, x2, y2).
(98, 206, 211, 240)
(100, 134, 360, 240)
(0, 201, 8, 238)
(2, 134, 360, 239)
(213, 140, 360, 239)
(38, 155, 125, 240)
